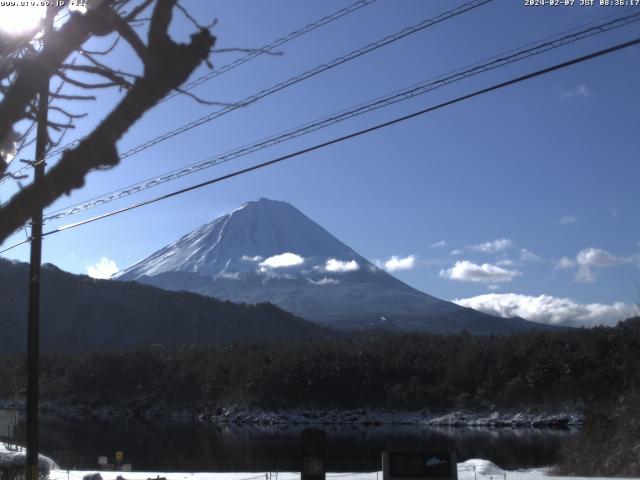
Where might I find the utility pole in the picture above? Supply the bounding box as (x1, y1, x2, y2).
(26, 8, 54, 480)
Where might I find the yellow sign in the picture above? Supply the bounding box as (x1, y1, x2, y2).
(115, 451, 124, 463)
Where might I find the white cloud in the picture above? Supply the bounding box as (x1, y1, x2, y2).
(384, 255, 417, 272)
(560, 84, 592, 99)
(451, 249, 463, 256)
(309, 277, 340, 286)
(574, 268, 595, 283)
(519, 248, 542, 262)
(557, 215, 578, 225)
(577, 247, 619, 267)
(556, 257, 576, 269)
(325, 258, 359, 273)
(575, 247, 621, 283)
(577, 84, 592, 97)
(430, 240, 447, 248)
(241, 255, 263, 262)
(470, 238, 513, 253)
(86, 257, 119, 279)
(554, 247, 640, 282)
(439, 260, 521, 284)
(487, 285, 501, 291)
(453, 293, 637, 327)
(496, 259, 514, 267)
(495, 249, 540, 267)
(259, 252, 304, 270)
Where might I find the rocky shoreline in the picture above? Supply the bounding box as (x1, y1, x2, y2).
(200, 407, 583, 428)
(0, 399, 584, 428)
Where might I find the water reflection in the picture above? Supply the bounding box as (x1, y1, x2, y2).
(31, 417, 575, 472)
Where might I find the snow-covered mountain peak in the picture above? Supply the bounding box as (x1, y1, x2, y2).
(114, 198, 551, 334)
(117, 198, 362, 280)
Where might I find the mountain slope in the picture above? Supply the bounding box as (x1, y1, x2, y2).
(0, 258, 328, 354)
(119, 198, 360, 279)
(117, 198, 556, 334)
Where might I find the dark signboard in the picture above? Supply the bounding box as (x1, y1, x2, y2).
(301, 429, 326, 480)
(383, 451, 457, 480)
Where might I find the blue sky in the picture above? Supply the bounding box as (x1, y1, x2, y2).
(1, 0, 639, 325)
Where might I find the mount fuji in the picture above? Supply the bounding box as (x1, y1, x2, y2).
(116, 198, 554, 334)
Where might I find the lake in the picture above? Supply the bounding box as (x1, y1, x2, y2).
(29, 417, 575, 472)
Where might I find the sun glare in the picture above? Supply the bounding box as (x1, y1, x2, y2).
(0, 5, 46, 35)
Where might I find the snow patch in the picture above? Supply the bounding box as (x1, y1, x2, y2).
(459, 459, 505, 476)
(0, 443, 57, 471)
(309, 277, 340, 286)
(242, 255, 264, 262)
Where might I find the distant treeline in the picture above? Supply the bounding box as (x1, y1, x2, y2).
(1, 317, 640, 411)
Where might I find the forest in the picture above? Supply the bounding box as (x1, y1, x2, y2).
(1, 317, 639, 411)
(2, 317, 640, 475)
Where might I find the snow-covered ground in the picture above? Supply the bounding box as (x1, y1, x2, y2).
(7, 444, 638, 480)
(45, 459, 639, 480)
(0, 442, 57, 471)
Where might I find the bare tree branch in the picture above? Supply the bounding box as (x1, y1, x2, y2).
(104, 10, 150, 63)
(55, 69, 125, 89)
(123, 0, 155, 21)
(59, 63, 135, 88)
(0, 171, 29, 181)
(172, 86, 237, 107)
(80, 35, 120, 56)
(0, 6, 113, 174)
(45, 119, 75, 131)
(148, 0, 175, 49)
(49, 92, 97, 101)
(0, 0, 215, 243)
(176, 3, 217, 30)
(48, 105, 88, 119)
(79, 51, 139, 79)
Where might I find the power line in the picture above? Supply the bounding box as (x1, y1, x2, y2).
(39, 10, 640, 224)
(2, 35, 637, 255)
(0, 0, 378, 185)
(35, 0, 379, 161)
(53, 10, 72, 25)
(161, 0, 379, 102)
(113, 0, 492, 160)
(0, 0, 492, 184)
